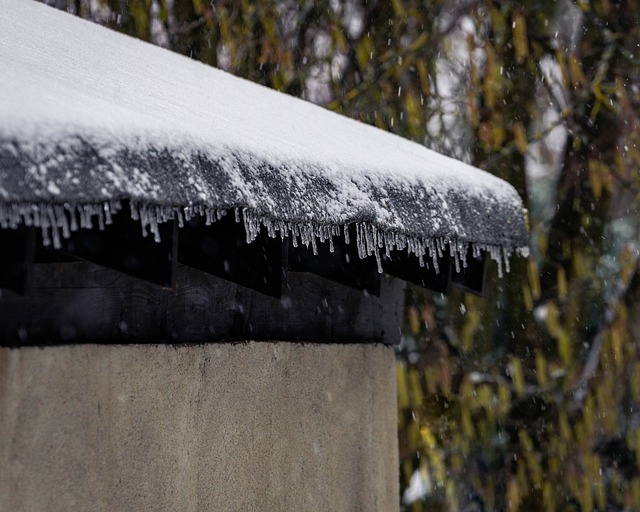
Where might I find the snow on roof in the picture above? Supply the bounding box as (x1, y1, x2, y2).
(0, 0, 528, 275)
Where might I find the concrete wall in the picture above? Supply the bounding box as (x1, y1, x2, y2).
(0, 342, 398, 511)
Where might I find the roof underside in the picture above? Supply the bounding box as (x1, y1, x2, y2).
(0, 0, 528, 288)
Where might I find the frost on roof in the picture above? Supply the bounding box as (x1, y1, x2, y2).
(0, 0, 528, 276)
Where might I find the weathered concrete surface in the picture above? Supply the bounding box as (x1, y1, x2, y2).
(0, 342, 398, 511)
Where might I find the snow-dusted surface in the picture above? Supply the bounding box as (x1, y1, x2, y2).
(0, 0, 528, 273)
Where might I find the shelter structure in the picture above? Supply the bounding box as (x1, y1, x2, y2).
(0, 1, 528, 511)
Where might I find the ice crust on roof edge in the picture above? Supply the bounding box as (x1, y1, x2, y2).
(0, 201, 529, 278)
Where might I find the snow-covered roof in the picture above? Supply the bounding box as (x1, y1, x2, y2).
(0, 0, 528, 276)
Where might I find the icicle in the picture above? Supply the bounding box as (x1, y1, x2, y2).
(130, 202, 140, 221)
(111, 200, 123, 217)
(40, 204, 54, 249)
(265, 218, 276, 238)
(460, 242, 469, 269)
(503, 245, 511, 274)
(242, 209, 262, 244)
(39, 205, 52, 247)
(450, 241, 461, 273)
(397, 233, 406, 252)
(68, 205, 79, 232)
(492, 246, 504, 278)
(242, 209, 251, 243)
(138, 205, 149, 238)
(129, 200, 173, 241)
(32, 205, 41, 230)
(5, 205, 15, 229)
(1, 204, 9, 229)
(19, 206, 29, 227)
(55, 205, 70, 239)
(102, 202, 112, 226)
(365, 224, 376, 256)
(41, 226, 51, 247)
(352, 222, 383, 272)
(300, 224, 312, 248)
(51, 205, 64, 249)
(426, 239, 439, 273)
(80, 205, 92, 229)
(176, 208, 184, 228)
(96, 205, 105, 231)
(383, 232, 391, 257)
(363, 224, 371, 256)
(150, 206, 161, 242)
(355, 224, 366, 259)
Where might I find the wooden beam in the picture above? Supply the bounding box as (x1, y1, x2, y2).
(382, 251, 450, 294)
(0, 261, 404, 346)
(177, 214, 282, 298)
(0, 226, 34, 295)
(285, 225, 381, 296)
(54, 211, 175, 288)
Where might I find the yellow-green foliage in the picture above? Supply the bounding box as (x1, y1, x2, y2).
(395, 1, 640, 510)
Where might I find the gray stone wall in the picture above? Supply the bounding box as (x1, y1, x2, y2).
(0, 342, 398, 511)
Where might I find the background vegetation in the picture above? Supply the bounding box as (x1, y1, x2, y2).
(48, 0, 640, 509)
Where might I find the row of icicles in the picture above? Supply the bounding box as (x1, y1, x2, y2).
(0, 200, 524, 277)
